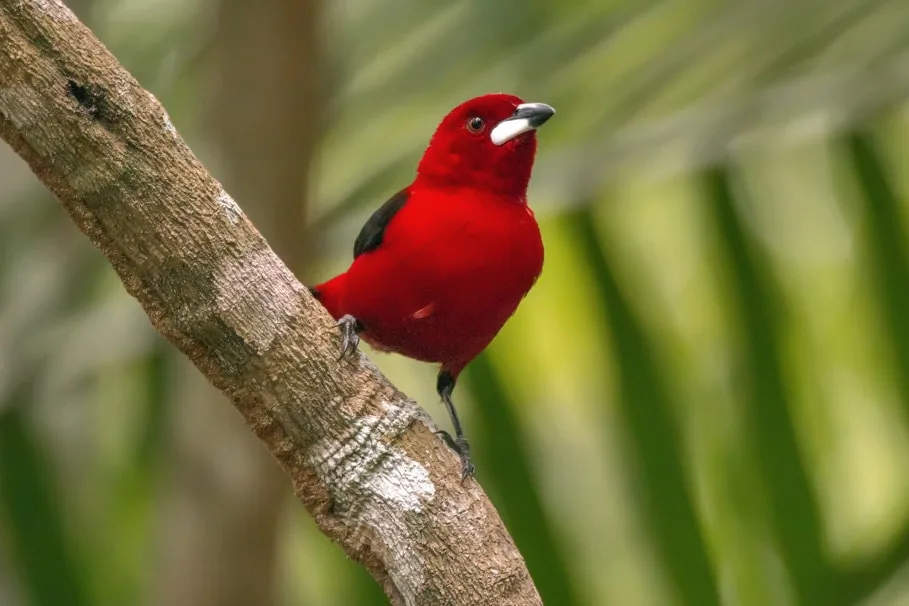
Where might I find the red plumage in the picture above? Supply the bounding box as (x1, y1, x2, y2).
(311, 93, 553, 478)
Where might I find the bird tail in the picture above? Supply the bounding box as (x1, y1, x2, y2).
(308, 273, 347, 321)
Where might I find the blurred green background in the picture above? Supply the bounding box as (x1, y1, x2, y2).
(3, 0, 909, 604)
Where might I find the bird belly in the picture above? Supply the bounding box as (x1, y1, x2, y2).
(356, 285, 530, 369)
(343, 210, 542, 370)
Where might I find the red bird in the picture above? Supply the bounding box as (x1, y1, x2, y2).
(309, 93, 554, 478)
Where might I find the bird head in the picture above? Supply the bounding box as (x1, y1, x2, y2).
(415, 93, 555, 198)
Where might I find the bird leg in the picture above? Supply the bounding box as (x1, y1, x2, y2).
(435, 370, 475, 481)
(334, 314, 362, 360)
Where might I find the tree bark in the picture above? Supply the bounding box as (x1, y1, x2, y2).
(153, 0, 326, 604)
(0, 2, 542, 605)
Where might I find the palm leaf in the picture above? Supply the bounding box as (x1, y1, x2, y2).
(565, 205, 720, 606)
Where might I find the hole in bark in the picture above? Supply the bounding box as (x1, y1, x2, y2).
(66, 79, 113, 124)
(67, 80, 95, 112)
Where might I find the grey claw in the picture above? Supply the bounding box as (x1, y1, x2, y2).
(436, 430, 475, 482)
(335, 314, 361, 360)
(456, 437, 475, 482)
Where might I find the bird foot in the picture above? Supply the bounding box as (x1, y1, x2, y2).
(335, 314, 361, 360)
(435, 430, 475, 482)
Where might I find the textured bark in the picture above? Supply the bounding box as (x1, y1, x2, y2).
(153, 0, 325, 604)
(0, 2, 542, 605)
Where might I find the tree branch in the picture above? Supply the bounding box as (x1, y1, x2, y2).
(0, 2, 541, 604)
(153, 0, 328, 604)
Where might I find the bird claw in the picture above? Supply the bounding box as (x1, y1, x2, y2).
(335, 314, 361, 360)
(436, 429, 457, 451)
(435, 430, 475, 482)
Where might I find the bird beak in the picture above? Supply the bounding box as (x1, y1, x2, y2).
(490, 102, 556, 146)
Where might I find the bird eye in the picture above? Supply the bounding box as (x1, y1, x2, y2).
(466, 116, 485, 133)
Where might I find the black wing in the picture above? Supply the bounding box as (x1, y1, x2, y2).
(353, 188, 410, 259)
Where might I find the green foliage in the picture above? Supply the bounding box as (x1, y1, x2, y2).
(565, 206, 719, 606)
(705, 167, 830, 604)
(0, 380, 91, 606)
(464, 354, 581, 605)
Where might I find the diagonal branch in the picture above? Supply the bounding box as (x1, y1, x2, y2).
(0, 2, 541, 605)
